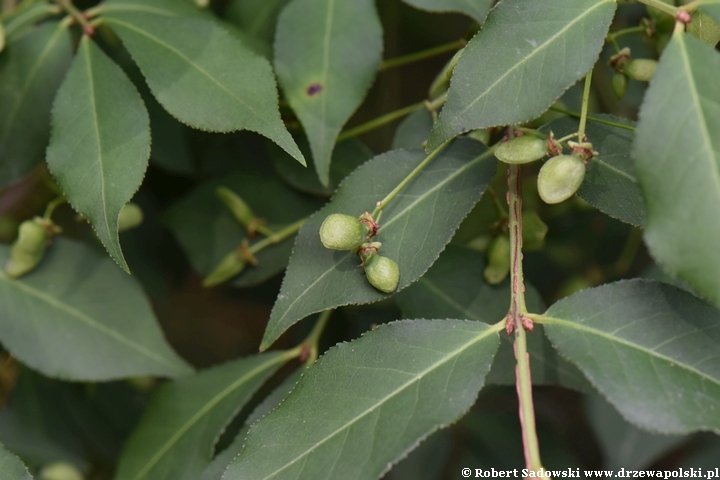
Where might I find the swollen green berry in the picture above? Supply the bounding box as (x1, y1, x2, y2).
(612, 72, 628, 100)
(118, 203, 143, 232)
(537, 155, 586, 205)
(319, 213, 369, 251)
(363, 254, 400, 293)
(624, 59, 658, 82)
(495, 135, 547, 165)
(484, 235, 510, 285)
(5, 218, 50, 278)
(39, 462, 84, 480)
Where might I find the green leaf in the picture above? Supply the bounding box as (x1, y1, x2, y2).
(633, 33, 720, 307)
(102, 12, 304, 165)
(270, 137, 372, 196)
(164, 172, 322, 287)
(391, 107, 434, 150)
(274, 0, 383, 185)
(225, 0, 289, 43)
(698, 1, 720, 24)
(401, 0, 492, 24)
(147, 94, 195, 176)
(261, 139, 496, 350)
(542, 279, 720, 434)
(395, 245, 591, 391)
(225, 319, 500, 480)
(115, 352, 292, 480)
(0, 445, 33, 480)
(103, 0, 209, 17)
(541, 115, 644, 227)
(46, 36, 150, 272)
(427, 0, 616, 151)
(1, 3, 61, 41)
(0, 22, 71, 188)
(0, 238, 192, 381)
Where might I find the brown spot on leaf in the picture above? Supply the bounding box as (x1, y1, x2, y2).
(306, 83, 323, 96)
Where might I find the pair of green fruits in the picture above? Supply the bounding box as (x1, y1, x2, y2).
(319, 213, 399, 293)
(495, 135, 587, 204)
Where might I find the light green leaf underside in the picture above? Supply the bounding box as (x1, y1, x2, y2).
(401, 0, 493, 24)
(542, 115, 644, 226)
(274, 0, 383, 185)
(395, 245, 591, 391)
(697, 1, 720, 24)
(633, 32, 720, 307)
(225, 319, 500, 480)
(427, 0, 616, 151)
(0, 238, 192, 381)
(0, 445, 33, 480)
(46, 36, 150, 272)
(0, 21, 71, 188)
(543, 279, 720, 434)
(115, 352, 290, 480)
(103, 12, 304, 164)
(261, 139, 497, 350)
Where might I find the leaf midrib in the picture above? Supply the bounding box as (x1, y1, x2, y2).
(258, 323, 501, 480)
(542, 315, 720, 388)
(454, 0, 611, 121)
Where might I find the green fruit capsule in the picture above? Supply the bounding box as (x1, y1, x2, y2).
(484, 235, 510, 285)
(39, 462, 84, 480)
(5, 218, 49, 278)
(319, 213, 368, 251)
(203, 250, 247, 287)
(118, 203, 143, 232)
(612, 72, 628, 100)
(624, 59, 658, 82)
(495, 135, 547, 165)
(217, 186, 256, 227)
(363, 254, 400, 293)
(537, 155, 586, 205)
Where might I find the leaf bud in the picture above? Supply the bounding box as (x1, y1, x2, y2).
(495, 135, 547, 165)
(624, 59, 658, 82)
(363, 254, 400, 293)
(484, 235, 510, 285)
(202, 250, 247, 287)
(216, 186, 256, 227)
(612, 72, 628, 100)
(5, 218, 52, 278)
(39, 462, 84, 480)
(319, 213, 369, 251)
(537, 155, 586, 205)
(118, 203, 143, 232)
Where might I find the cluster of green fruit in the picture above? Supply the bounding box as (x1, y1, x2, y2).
(610, 48, 658, 100)
(319, 212, 399, 293)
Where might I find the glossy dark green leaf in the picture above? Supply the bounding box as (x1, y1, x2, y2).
(634, 32, 720, 307)
(274, 0, 383, 185)
(46, 36, 150, 272)
(427, 0, 616, 151)
(225, 0, 288, 43)
(115, 352, 292, 480)
(103, 11, 304, 164)
(391, 107, 434, 150)
(586, 394, 685, 470)
(543, 280, 720, 434)
(0, 22, 71, 188)
(401, 0, 492, 24)
(0, 238, 192, 381)
(395, 245, 591, 391)
(225, 319, 500, 480)
(0, 445, 32, 480)
(541, 115, 644, 226)
(270, 137, 372, 196)
(164, 172, 321, 287)
(261, 139, 496, 350)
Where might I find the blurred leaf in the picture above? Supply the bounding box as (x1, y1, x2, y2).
(261, 139, 496, 350)
(225, 320, 500, 480)
(0, 22, 71, 188)
(164, 172, 322, 287)
(0, 444, 32, 480)
(699, 2, 720, 24)
(0, 238, 193, 381)
(401, 0, 492, 24)
(147, 95, 195, 176)
(543, 280, 720, 434)
(395, 245, 591, 391)
(270, 137, 372, 196)
(542, 115, 644, 227)
(586, 394, 686, 470)
(1, 3, 60, 41)
(391, 107, 434, 150)
(427, 0, 616, 151)
(274, 0, 382, 185)
(385, 429, 453, 480)
(634, 33, 720, 307)
(46, 36, 150, 272)
(224, 0, 289, 43)
(103, 12, 304, 164)
(115, 352, 293, 480)
(103, 0, 209, 17)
